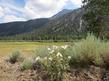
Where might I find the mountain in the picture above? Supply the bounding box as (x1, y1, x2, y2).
(11, 8, 84, 40)
(51, 9, 72, 19)
(0, 8, 85, 40)
(32, 8, 84, 36)
(0, 18, 49, 36)
(0, 9, 73, 37)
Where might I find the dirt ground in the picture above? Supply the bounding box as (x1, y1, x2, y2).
(0, 56, 109, 81)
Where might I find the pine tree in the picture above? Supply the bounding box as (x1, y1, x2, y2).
(82, 0, 109, 37)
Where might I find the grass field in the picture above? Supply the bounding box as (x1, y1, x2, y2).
(0, 42, 66, 57)
(1, 36, 109, 81)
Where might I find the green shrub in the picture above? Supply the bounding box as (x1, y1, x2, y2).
(40, 46, 70, 81)
(34, 46, 49, 58)
(21, 58, 33, 71)
(68, 34, 109, 67)
(9, 50, 21, 64)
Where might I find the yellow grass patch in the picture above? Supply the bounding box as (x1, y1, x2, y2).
(0, 42, 66, 57)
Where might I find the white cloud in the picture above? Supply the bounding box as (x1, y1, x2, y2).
(71, 0, 82, 7)
(0, 6, 4, 17)
(4, 15, 26, 22)
(0, 0, 82, 23)
(23, 0, 68, 19)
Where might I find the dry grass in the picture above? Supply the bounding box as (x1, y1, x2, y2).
(0, 42, 66, 81)
(1, 39, 109, 81)
(0, 43, 109, 81)
(0, 42, 65, 57)
(0, 57, 109, 81)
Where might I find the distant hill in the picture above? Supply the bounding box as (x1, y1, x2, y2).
(32, 8, 84, 35)
(0, 18, 49, 36)
(12, 8, 85, 40)
(0, 8, 85, 40)
(0, 9, 73, 37)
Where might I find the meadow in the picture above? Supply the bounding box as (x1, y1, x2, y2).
(0, 42, 66, 57)
(1, 35, 109, 81)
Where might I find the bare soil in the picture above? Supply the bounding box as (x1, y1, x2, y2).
(0, 56, 109, 81)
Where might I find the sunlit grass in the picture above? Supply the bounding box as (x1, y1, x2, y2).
(0, 42, 66, 57)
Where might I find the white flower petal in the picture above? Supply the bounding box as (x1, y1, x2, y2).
(47, 48, 51, 51)
(57, 52, 63, 57)
(49, 57, 52, 61)
(61, 45, 68, 49)
(68, 56, 71, 59)
(35, 56, 40, 61)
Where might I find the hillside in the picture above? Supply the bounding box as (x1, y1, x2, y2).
(22, 8, 85, 40)
(0, 9, 74, 37)
(0, 18, 49, 36)
(0, 8, 85, 40)
(50, 9, 72, 19)
(35, 8, 84, 35)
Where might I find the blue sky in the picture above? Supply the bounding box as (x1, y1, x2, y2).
(0, 0, 82, 23)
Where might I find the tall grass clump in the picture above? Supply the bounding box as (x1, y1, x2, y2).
(8, 50, 22, 64)
(34, 46, 50, 58)
(68, 34, 109, 67)
(20, 58, 33, 71)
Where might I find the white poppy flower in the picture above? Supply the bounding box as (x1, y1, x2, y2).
(61, 45, 68, 49)
(57, 52, 63, 57)
(49, 57, 52, 61)
(47, 48, 51, 51)
(68, 56, 71, 59)
(35, 56, 40, 61)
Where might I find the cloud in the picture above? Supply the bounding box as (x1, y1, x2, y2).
(23, 0, 69, 19)
(0, 0, 82, 23)
(0, 6, 4, 17)
(4, 15, 26, 22)
(71, 0, 82, 7)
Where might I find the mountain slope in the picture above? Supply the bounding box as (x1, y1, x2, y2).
(0, 18, 49, 36)
(0, 8, 85, 40)
(12, 8, 85, 40)
(32, 8, 84, 36)
(0, 9, 73, 37)
(51, 9, 72, 19)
